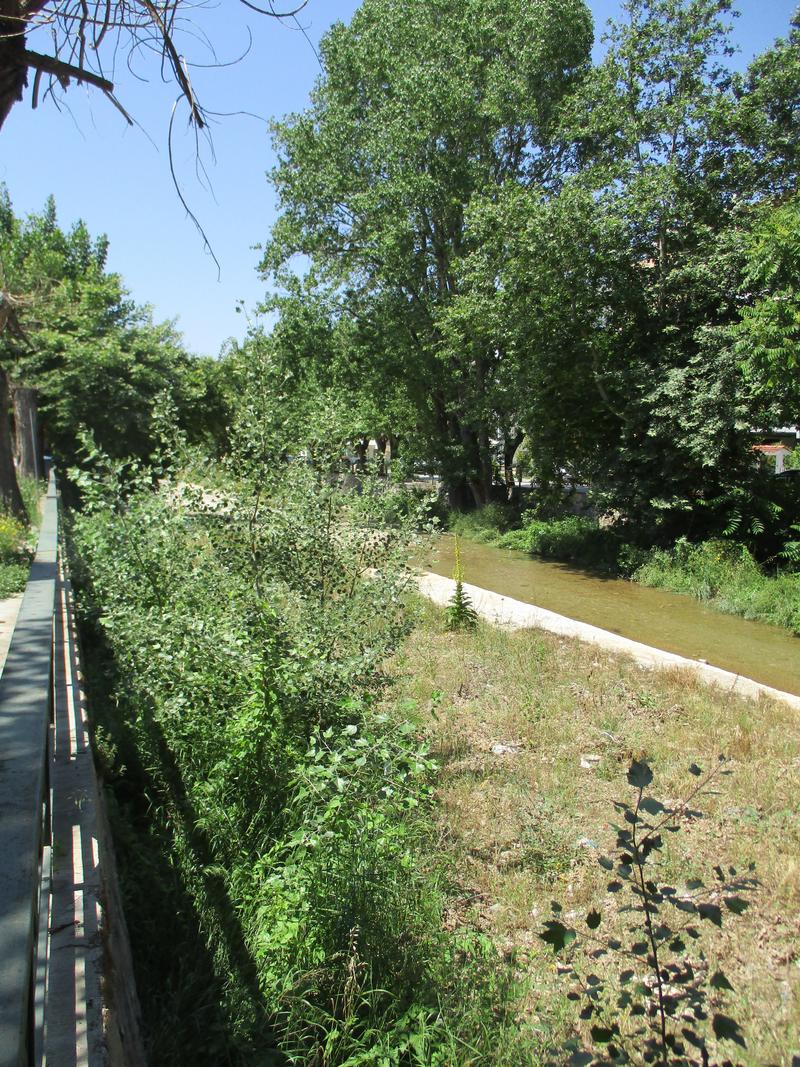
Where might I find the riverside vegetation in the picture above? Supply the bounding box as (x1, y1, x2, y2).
(390, 600, 800, 1065)
(448, 508, 800, 636)
(66, 446, 799, 1064)
(2, 0, 798, 1061)
(69, 454, 535, 1065)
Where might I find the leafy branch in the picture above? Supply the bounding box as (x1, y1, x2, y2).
(540, 758, 758, 1066)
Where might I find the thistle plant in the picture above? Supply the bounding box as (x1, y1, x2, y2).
(445, 535, 478, 631)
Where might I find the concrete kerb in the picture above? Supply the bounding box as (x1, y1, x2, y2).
(417, 571, 800, 712)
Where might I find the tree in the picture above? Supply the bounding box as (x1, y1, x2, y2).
(729, 11, 800, 200)
(0, 190, 216, 476)
(0, 0, 306, 511)
(735, 194, 800, 421)
(265, 0, 593, 508)
(469, 0, 799, 542)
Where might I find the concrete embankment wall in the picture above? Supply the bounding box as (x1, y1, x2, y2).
(417, 571, 800, 712)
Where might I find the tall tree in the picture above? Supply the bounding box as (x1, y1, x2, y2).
(0, 190, 215, 474)
(266, 0, 592, 507)
(735, 194, 800, 421)
(473, 0, 798, 539)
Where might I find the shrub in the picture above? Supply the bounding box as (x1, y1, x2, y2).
(448, 501, 517, 542)
(498, 515, 622, 571)
(540, 759, 757, 1065)
(445, 536, 478, 631)
(634, 539, 800, 634)
(69, 461, 524, 1063)
(0, 513, 25, 562)
(0, 477, 42, 597)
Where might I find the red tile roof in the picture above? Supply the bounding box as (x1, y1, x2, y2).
(752, 443, 791, 454)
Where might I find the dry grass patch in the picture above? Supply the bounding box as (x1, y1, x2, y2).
(388, 599, 800, 1064)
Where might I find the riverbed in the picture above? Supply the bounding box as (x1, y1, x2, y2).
(420, 535, 800, 697)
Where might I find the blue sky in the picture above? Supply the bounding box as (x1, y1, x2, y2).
(0, 0, 796, 358)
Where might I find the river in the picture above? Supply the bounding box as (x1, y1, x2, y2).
(419, 535, 800, 698)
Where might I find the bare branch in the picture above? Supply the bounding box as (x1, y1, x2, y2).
(23, 47, 114, 92)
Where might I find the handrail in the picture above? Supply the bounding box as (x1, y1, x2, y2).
(0, 474, 58, 1067)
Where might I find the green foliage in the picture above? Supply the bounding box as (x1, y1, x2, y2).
(448, 503, 517, 543)
(265, 0, 593, 505)
(69, 457, 527, 1063)
(445, 579, 478, 632)
(634, 538, 800, 633)
(256, 0, 799, 546)
(0, 511, 25, 561)
(0, 189, 225, 469)
(0, 476, 40, 597)
(499, 516, 624, 571)
(445, 537, 478, 631)
(540, 759, 757, 1065)
(735, 194, 800, 421)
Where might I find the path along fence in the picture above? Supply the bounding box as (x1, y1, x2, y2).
(0, 473, 144, 1067)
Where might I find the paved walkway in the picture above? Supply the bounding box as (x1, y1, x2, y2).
(0, 593, 23, 676)
(418, 571, 800, 711)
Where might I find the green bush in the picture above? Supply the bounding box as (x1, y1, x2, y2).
(497, 515, 624, 571)
(0, 513, 25, 562)
(634, 539, 800, 633)
(448, 502, 517, 542)
(0, 477, 43, 597)
(70, 462, 526, 1064)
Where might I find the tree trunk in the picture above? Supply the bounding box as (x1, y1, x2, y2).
(442, 478, 473, 511)
(0, 3, 28, 132)
(466, 477, 488, 509)
(0, 367, 26, 518)
(477, 427, 493, 505)
(503, 429, 524, 503)
(13, 384, 40, 479)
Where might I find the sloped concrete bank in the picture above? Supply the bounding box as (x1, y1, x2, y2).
(417, 571, 800, 712)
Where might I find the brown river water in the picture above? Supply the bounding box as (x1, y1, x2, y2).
(419, 535, 800, 698)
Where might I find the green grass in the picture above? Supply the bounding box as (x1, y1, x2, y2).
(387, 599, 800, 1064)
(634, 538, 800, 634)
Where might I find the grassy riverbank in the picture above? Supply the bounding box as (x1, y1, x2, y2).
(71, 464, 799, 1064)
(70, 469, 532, 1065)
(387, 599, 800, 1064)
(448, 509, 800, 635)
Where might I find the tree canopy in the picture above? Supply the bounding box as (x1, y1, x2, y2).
(0, 188, 224, 492)
(266, 0, 593, 507)
(260, 0, 800, 549)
